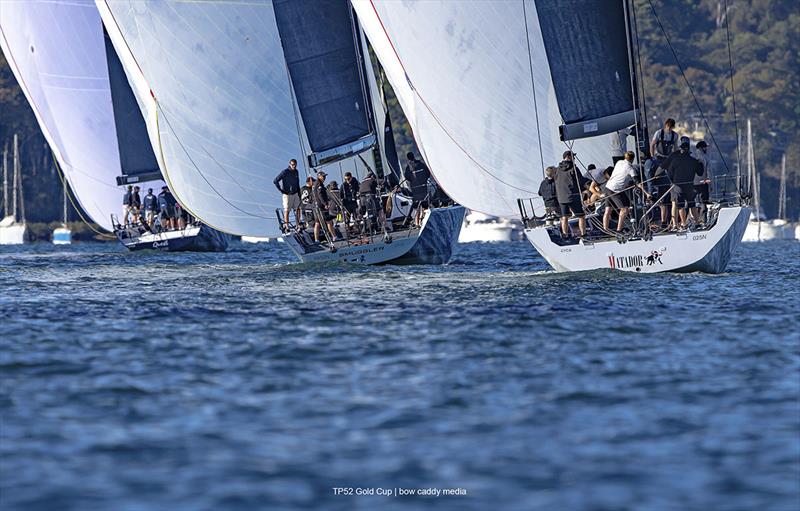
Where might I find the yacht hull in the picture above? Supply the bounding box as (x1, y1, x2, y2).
(0, 223, 26, 245)
(524, 206, 750, 274)
(283, 206, 465, 265)
(116, 224, 230, 252)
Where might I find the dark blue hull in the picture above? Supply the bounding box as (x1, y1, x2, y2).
(117, 224, 230, 252)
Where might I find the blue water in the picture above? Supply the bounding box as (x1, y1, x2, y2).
(1, 240, 798, 511)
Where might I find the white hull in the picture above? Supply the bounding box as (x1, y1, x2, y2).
(742, 219, 796, 242)
(241, 236, 283, 244)
(459, 219, 521, 243)
(283, 206, 465, 265)
(0, 222, 26, 245)
(524, 206, 750, 274)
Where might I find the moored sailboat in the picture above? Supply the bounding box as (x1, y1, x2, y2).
(0, 135, 27, 245)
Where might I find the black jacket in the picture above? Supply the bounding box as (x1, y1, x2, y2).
(554, 160, 580, 203)
(342, 178, 360, 202)
(538, 177, 558, 207)
(312, 180, 329, 209)
(661, 151, 702, 188)
(273, 167, 301, 195)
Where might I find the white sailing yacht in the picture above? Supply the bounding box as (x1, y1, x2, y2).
(459, 212, 522, 243)
(0, 135, 27, 245)
(355, 0, 749, 273)
(52, 179, 72, 245)
(97, 0, 463, 264)
(0, 1, 228, 251)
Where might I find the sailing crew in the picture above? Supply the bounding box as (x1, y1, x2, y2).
(299, 176, 315, 229)
(659, 139, 703, 230)
(130, 186, 142, 224)
(554, 151, 586, 238)
(143, 188, 158, 229)
(312, 171, 336, 242)
(537, 166, 559, 221)
(692, 140, 711, 223)
(603, 151, 649, 232)
(649, 118, 679, 165)
(405, 152, 431, 227)
(273, 159, 302, 231)
(158, 185, 176, 231)
(610, 129, 628, 164)
(342, 172, 360, 224)
(587, 164, 608, 207)
(359, 171, 384, 232)
(122, 185, 133, 225)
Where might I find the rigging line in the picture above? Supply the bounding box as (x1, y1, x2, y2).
(521, 0, 546, 180)
(722, 0, 741, 188)
(155, 105, 273, 220)
(51, 149, 115, 239)
(366, 0, 537, 196)
(631, 0, 649, 139)
(623, 0, 642, 229)
(646, 0, 731, 175)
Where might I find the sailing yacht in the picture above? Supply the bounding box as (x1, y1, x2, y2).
(52, 180, 72, 245)
(97, 0, 463, 265)
(0, 135, 27, 245)
(459, 212, 522, 243)
(0, 1, 228, 252)
(355, 0, 749, 273)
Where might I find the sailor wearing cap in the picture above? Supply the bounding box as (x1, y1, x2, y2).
(312, 171, 336, 243)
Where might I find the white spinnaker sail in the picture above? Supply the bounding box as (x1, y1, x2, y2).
(352, 0, 613, 217)
(96, 1, 303, 237)
(0, 0, 122, 232)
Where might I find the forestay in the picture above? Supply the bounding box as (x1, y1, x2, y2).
(351, 0, 614, 217)
(0, 0, 123, 232)
(97, 0, 302, 237)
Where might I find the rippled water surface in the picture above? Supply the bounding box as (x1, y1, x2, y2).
(1, 240, 799, 511)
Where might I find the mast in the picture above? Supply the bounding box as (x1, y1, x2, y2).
(778, 154, 786, 221)
(16, 134, 25, 224)
(624, 0, 649, 159)
(2, 142, 7, 218)
(12, 134, 18, 222)
(63, 181, 68, 224)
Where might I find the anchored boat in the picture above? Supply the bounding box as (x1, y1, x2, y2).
(0, 135, 26, 245)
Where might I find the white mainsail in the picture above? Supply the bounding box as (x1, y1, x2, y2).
(351, 0, 613, 217)
(97, 0, 304, 237)
(0, 0, 123, 231)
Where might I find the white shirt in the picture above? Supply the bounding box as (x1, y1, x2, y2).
(606, 159, 637, 193)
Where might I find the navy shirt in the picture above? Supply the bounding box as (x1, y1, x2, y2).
(123, 190, 132, 206)
(143, 193, 158, 211)
(554, 160, 581, 203)
(273, 167, 301, 195)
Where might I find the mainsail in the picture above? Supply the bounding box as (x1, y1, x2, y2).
(103, 28, 161, 186)
(352, 0, 616, 217)
(273, 0, 374, 165)
(534, 0, 636, 141)
(0, 0, 123, 231)
(97, 0, 304, 237)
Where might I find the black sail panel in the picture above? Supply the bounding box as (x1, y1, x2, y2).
(534, 0, 635, 140)
(273, 0, 372, 156)
(103, 29, 161, 185)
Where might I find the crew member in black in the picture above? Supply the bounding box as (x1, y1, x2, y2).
(359, 171, 384, 232)
(273, 159, 302, 230)
(538, 166, 559, 222)
(130, 186, 142, 224)
(404, 152, 431, 226)
(554, 151, 586, 237)
(660, 139, 703, 229)
(143, 188, 158, 229)
(299, 176, 315, 229)
(312, 171, 336, 242)
(157, 185, 175, 231)
(341, 172, 360, 224)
